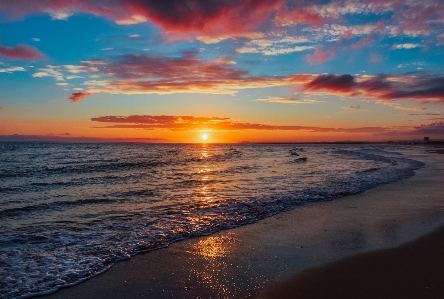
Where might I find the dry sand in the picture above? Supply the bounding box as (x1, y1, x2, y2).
(36, 148, 444, 299)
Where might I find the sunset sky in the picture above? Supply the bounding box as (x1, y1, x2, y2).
(1, 0, 443, 143)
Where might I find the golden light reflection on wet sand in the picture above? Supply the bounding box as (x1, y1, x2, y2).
(194, 235, 235, 259)
(186, 235, 242, 298)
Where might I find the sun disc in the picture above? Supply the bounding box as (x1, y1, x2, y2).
(201, 134, 208, 141)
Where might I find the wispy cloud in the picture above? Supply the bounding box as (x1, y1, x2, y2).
(0, 66, 25, 73)
(90, 114, 387, 134)
(306, 49, 335, 64)
(392, 43, 421, 49)
(256, 96, 323, 104)
(343, 105, 361, 110)
(90, 114, 444, 138)
(62, 52, 315, 100)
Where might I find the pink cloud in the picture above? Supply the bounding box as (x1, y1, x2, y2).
(69, 92, 92, 103)
(0, 0, 284, 36)
(351, 35, 374, 49)
(305, 49, 335, 64)
(370, 54, 383, 62)
(65, 50, 444, 104)
(71, 52, 314, 96)
(1, 0, 442, 44)
(0, 42, 44, 60)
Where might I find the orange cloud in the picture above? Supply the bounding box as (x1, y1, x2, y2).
(90, 114, 388, 134)
(90, 114, 444, 138)
(69, 92, 92, 102)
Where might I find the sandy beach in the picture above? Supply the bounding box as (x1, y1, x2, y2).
(35, 148, 444, 299)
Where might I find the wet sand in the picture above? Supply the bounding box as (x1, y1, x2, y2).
(36, 148, 444, 299)
(257, 224, 444, 299)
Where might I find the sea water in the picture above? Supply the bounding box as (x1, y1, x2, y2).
(0, 143, 425, 299)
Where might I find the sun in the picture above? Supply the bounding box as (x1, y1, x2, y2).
(201, 133, 208, 141)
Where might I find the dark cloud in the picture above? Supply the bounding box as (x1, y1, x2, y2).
(301, 74, 444, 103)
(413, 121, 444, 135)
(304, 74, 356, 92)
(0, 0, 284, 35)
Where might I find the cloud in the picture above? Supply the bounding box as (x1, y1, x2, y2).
(0, 0, 442, 44)
(343, 105, 361, 110)
(306, 49, 335, 64)
(370, 54, 383, 62)
(274, 6, 332, 26)
(0, 0, 285, 36)
(300, 74, 444, 103)
(90, 114, 389, 134)
(236, 37, 315, 55)
(392, 44, 421, 49)
(91, 114, 444, 138)
(407, 112, 441, 116)
(255, 96, 322, 104)
(69, 92, 92, 103)
(303, 74, 355, 92)
(66, 75, 83, 79)
(59, 50, 444, 104)
(32, 38, 40, 42)
(413, 121, 444, 135)
(351, 35, 374, 49)
(64, 52, 315, 98)
(32, 65, 64, 81)
(0, 66, 25, 73)
(0, 42, 44, 60)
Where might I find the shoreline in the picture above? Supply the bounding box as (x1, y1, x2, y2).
(34, 148, 444, 299)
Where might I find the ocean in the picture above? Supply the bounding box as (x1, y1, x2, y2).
(0, 142, 425, 299)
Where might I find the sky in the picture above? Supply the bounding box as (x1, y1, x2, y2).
(0, 0, 444, 143)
